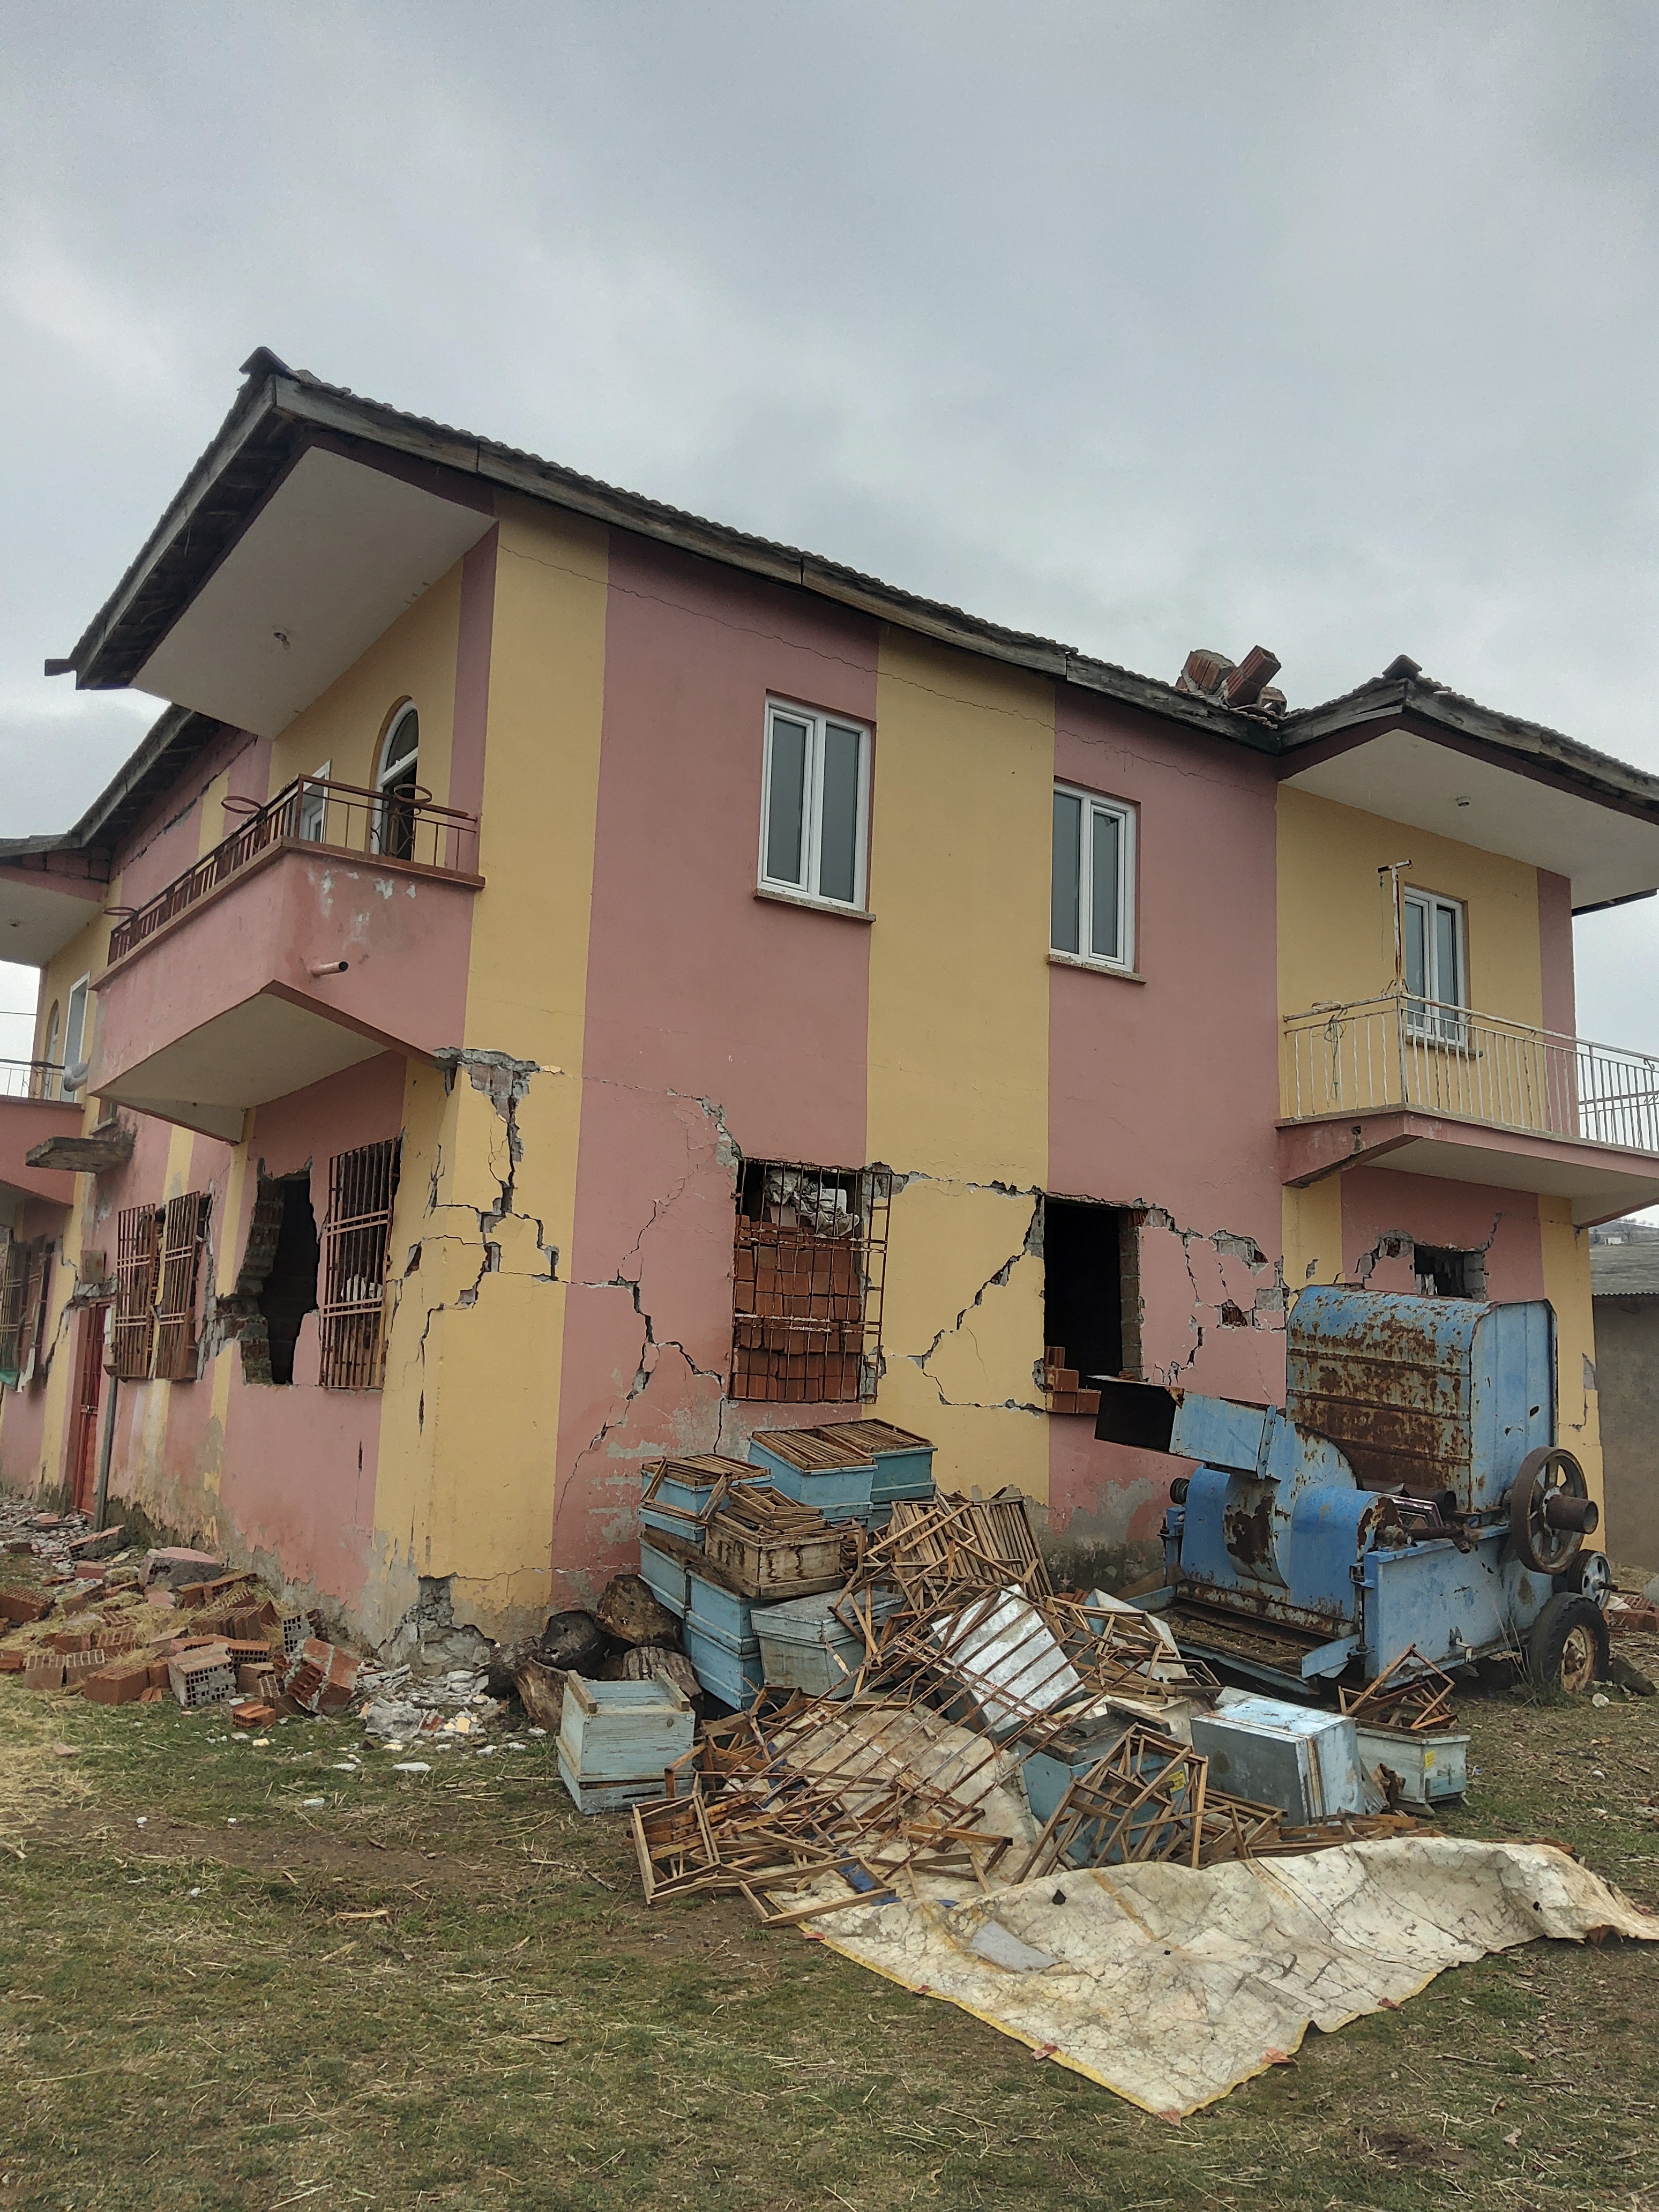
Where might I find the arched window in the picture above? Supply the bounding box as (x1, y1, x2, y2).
(373, 704, 420, 862)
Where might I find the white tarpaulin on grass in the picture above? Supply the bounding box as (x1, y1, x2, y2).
(805, 1839, 1659, 2119)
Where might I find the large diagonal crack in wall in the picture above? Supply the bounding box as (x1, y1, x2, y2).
(905, 1185, 1048, 1414)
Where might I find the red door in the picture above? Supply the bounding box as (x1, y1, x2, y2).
(68, 1302, 109, 1515)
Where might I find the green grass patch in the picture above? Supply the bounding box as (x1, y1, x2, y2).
(2, 1676, 1658, 2209)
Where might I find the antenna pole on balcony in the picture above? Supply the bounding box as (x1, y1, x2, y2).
(1379, 861, 1414, 1108)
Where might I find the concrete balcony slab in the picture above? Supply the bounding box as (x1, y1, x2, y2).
(89, 836, 481, 1141)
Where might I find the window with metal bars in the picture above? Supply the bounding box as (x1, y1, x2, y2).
(154, 1193, 211, 1382)
(112, 1204, 163, 1380)
(730, 1160, 891, 1403)
(0, 1236, 33, 1383)
(0, 1236, 55, 1387)
(19, 1239, 52, 1385)
(318, 1139, 400, 1391)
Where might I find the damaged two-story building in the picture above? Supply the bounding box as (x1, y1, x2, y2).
(2, 349, 1657, 1648)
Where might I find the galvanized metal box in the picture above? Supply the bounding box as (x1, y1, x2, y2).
(1353, 1723, 1470, 1805)
(1192, 1692, 1368, 1820)
(753, 1590, 900, 1699)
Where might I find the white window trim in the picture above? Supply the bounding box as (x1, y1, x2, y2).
(758, 699, 872, 913)
(1402, 887, 1467, 1042)
(59, 974, 91, 1101)
(297, 760, 332, 842)
(1051, 783, 1137, 973)
(377, 707, 419, 791)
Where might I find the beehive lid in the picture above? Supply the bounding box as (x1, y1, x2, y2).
(828, 1419, 933, 1457)
(750, 1428, 876, 1472)
(640, 1453, 758, 1491)
(563, 1672, 693, 1714)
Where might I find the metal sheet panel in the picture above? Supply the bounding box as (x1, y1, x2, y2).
(1286, 1286, 1554, 1509)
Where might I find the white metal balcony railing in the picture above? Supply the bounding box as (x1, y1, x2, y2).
(1282, 988, 1659, 1156)
(0, 1059, 70, 1103)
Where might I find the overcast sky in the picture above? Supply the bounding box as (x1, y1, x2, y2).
(2, 1, 1657, 1073)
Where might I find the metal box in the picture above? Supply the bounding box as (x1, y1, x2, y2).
(1191, 1692, 1367, 1820)
(1354, 1723, 1470, 1806)
(1285, 1287, 1553, 1514)
(753, 1590, 900, 1699)
(1021, 1716, 1132, 1827)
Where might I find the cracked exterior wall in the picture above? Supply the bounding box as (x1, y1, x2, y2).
(1, 474, 1611, 1639)
(1277, 789, 1603, 1519)
(367, 499, 608, 1646)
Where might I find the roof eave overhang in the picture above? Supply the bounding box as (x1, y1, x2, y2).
(65, 361, 1267, 754)
(1280, 682, 1659, 834)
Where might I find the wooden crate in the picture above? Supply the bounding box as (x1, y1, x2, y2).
(557, 1672, 696, 1812)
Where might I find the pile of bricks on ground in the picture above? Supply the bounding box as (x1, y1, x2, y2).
(0, 1509, 359, 1722)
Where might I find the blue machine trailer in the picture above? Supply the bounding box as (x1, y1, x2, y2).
(1094, 1287, 1609, 1696)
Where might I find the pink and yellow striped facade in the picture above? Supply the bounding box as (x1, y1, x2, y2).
(0, 461, 1608, 1644)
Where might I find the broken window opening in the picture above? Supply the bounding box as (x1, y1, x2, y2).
(154, 1192, 212, 1382)
(111, 1204, 162, 1380)
(1413, 1243, 1486, 1299)
(0, 1235, 36, 1384)
(0, 1235, 55, 1388)
(256, 1176, 320, 1385)
(1043, 1199, 1130, 1412)
(319, 1139, 400, 1391)
(731, 1159, 891, 1403)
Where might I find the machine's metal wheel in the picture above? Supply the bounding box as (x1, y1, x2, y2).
(1509, 1447, 1597, 1574)
(1563, 1549, 1613, 1610)
(1526, 1593, 1610, 1694)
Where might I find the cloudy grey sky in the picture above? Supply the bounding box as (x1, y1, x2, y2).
(2, 0, 1657, 1066)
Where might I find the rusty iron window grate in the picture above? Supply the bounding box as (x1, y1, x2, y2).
(113, 1204, 163, 1380)
(731, 1160, 891, 1404)
(318, 1140, 400, 1391)
(154, 1193, 211, 1383)
(0, 1236, 33, 1380)
(0, 1236, 56, 1387)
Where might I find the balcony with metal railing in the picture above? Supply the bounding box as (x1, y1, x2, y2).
(106, 775, 479, 963)
(88, 776, 484, 1142)
(1280, 986, 1659, 1225)
(0, 1062, 82, 1210)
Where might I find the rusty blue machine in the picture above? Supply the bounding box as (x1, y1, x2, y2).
(1094, 1287, 1609, 1695)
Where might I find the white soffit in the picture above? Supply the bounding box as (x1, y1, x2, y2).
(0, 870, 107, 966)
(132, 446, 492, 738)
(1282, 727, 1659, 908)
(1371, 1134, 1659, 1227)
(98, 991, 384, 1142)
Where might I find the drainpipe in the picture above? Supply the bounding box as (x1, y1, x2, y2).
(92, 1372, 119, 1533)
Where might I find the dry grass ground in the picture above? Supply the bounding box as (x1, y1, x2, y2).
(2, 1633, 1658, 2210)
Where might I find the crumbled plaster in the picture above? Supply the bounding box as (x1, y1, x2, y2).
(399, 1050, 559, 1406)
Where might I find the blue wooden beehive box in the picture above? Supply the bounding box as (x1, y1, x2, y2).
(746, 1426, 876, 1521)
(825, 1419, 936, 1504)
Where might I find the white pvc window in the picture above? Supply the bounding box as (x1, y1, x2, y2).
(297, 760, 331, 842)
(59, 976, 91, 1101)
(1051, 786, 1135, 969)
(373, 706, 420, 861)
(759, 701, 871, 910)
(1403, 888, 1466, 1040)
